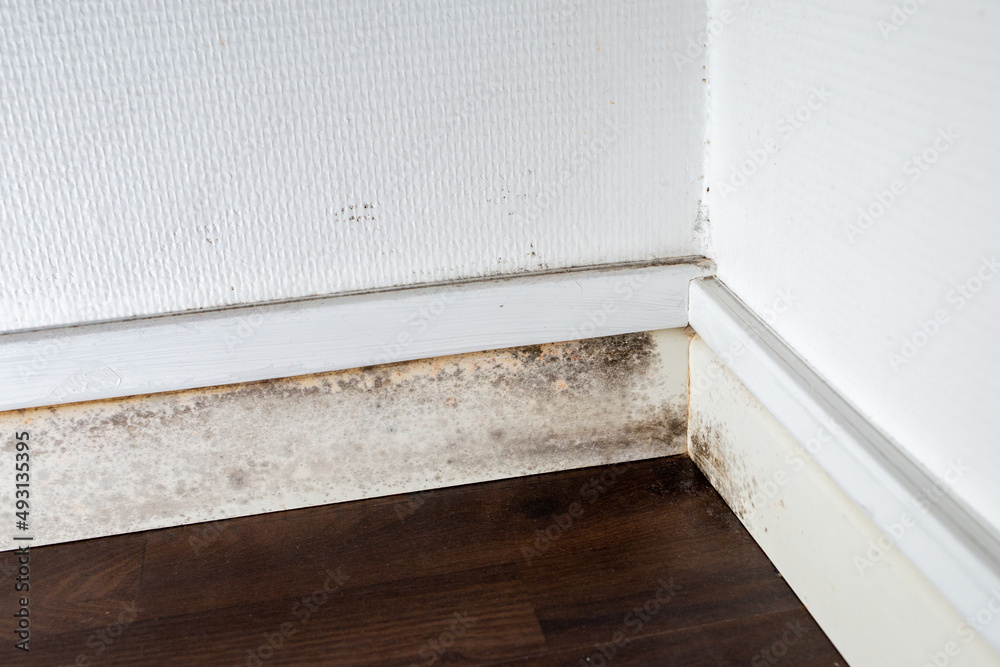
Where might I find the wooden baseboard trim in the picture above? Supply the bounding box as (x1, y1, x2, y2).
(0, 257, 711, 412)
(688, 276, 1000, 659)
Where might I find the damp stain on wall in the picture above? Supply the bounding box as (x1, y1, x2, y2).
(1, 328, 691, 549)
(689, 420, 755, 520)
(687, 336, 773, 526)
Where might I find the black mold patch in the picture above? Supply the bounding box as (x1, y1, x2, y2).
(689, 421, 753, 518)
(557, 332, 656, 390)
(489, 332, 658, 395)
(575, 332, 655, 371)
(21, 332, 678, 458)
(228, 469, 248, 489)
(10, 329, 691, 548)
(689, 423, 729, 484)
(621, 402, 688, 450)
(511, 344, 545, 362)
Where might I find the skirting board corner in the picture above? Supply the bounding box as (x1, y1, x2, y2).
(687, 277, 1000, 665)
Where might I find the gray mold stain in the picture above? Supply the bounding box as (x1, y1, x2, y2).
(2, 329, 691, 548)
(689, 420, 756, 519)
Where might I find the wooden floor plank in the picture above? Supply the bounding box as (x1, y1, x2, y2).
(511, 460, 804, 654)
(32, 565, 548, 666)
(0, 532, 146, 636)
(494, 607, 846, 666)
(0, 455, 846, 666)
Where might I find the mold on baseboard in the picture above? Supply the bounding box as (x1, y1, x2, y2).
(1, 329, 689, 550)
(687, 334, 1000, 667)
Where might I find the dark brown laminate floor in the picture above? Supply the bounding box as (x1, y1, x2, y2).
(1, 455, 845, 666)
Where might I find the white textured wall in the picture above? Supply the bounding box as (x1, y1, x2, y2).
(706, 1, 1000, 527)
(0, 0, 707, 333)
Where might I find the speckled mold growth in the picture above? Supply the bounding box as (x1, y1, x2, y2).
(686, 335, 777, 526)
(1, 328, 689, 549)
(687, 351, 752, 520)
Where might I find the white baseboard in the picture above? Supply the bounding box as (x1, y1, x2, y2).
(688, 276, 1000, 661)
(0, 257, 711, 413)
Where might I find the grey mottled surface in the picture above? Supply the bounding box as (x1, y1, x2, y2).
(1, 328, 690, 549)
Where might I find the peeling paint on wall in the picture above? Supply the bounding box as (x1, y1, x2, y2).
(1, 328, 689, 549)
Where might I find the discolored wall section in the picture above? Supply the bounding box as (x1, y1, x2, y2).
(1, 328, 690, 549)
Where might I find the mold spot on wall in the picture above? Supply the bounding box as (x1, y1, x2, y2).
(1, 328, 691, 549)
(689, 423, 728, 484)
(228, 469, 248, 490)
(690, 417, 756, 520)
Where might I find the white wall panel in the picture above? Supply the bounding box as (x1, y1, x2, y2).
(0, 0, 707, 332)
(706, 0, 1000, 529)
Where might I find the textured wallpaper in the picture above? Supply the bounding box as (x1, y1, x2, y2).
(0, 1, 706, 332)
(705, 1, 1000, 531)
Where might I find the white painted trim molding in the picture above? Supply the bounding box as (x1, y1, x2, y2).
(0, 257, 712, 412)
(688, 335, 1000, 667)
(689, 276, 1000, 656)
